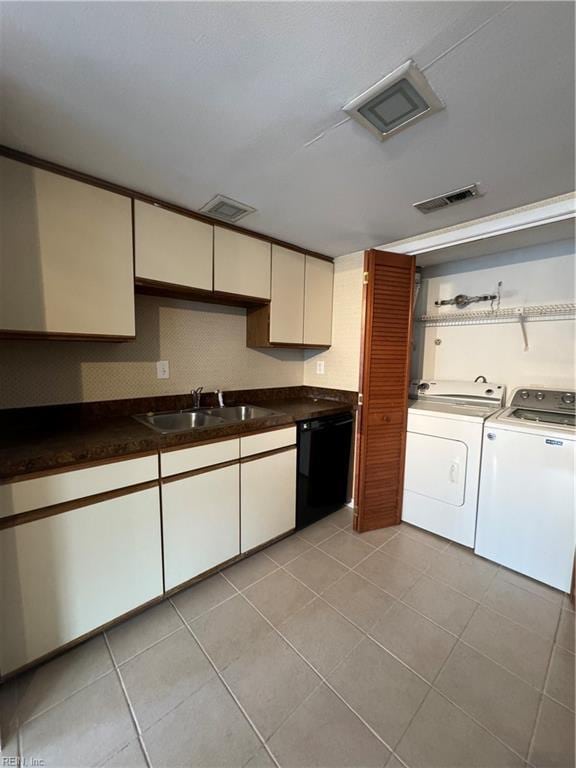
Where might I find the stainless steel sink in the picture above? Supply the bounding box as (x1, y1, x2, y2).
(133, 410, 226, 434)
(204, 405, 276, 421)
(133, 404, 277, 434)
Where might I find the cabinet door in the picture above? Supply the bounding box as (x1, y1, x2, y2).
(134, 200, 213, 290)
(241, 448, 296, 552)
(214, 228, 271, 299)
(0, 157, 134, 338)
(269, 246, 305, 344)
(0, 488, 163, 674)
(303, 256, 333, 345)
(162, 464, 240, 590)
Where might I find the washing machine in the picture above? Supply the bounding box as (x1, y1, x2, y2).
(402, 379, 506, 547)
(475, 387, 576, 591)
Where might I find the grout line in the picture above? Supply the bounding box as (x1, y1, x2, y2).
(220, 571, 399, 758)
(170, 600, 282, 768)
(102, 633, 153, 768)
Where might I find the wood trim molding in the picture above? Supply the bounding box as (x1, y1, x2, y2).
(0, 145, 333, 264)
(161, 459, 239, 484)
(240, 444, 296, 464)
(135, 277, 270, 309)
(0, 329, 136, 343)
(0, 480, 159, 530)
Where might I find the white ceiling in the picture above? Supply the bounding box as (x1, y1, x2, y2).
(0, 2, 574, 257)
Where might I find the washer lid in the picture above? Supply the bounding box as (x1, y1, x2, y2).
(488, 406, 576, 438)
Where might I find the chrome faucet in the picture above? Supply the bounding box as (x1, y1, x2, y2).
(190, 386, 203, 409)
(215, 389, 225, 408)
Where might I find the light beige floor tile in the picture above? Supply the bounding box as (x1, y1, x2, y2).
(297, 519, 341, 545)
(106, 600, 182, 664)
(223, 551, 277, 590)
(397, 690, 523, 768)
(244, 569, 316, 626)
(21, 672, 135, 768)
(222, 630, 319, 739)
(562, 595, 575, 613)
(529, 696, 575, 768)
(191, 593, 273, 669)
(546, 646, 575, 710)
(556, 609, 575, 652)
(143, 676, 261, 768)
(482, 578, 560, 639)
(120, 627, 215, 730)
(264, 534, 311, 565)
(348, 525, 400, 547)
(278, 598, 363, 676)
(268, 684, 391, 767)
(496, 567, 564, 605)
(386, 755, 408, 768)
(462, 605, 553, 689)
(171, 572, 236, 621)
(403, 576, 477, 635)
(380, 535, 439, 572)
(243, 747, 277, 768)
(427, 549, 498, 601)
(355, 550, 421, 598)
(322, 571, 396, 631)
(370, 602, 456, 682)
(100, 739, 147, 767)
(328, 638, 429, 747)
(324, 506, 355, 529)
(17, 635, 113, 723)
(435, 642, 540, 757)
(285, 548, 348, 593)
(318, 530, 375, 567)
(397, 524, 451, 552)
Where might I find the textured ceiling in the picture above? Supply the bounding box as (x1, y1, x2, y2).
(0, 2, 574, 256)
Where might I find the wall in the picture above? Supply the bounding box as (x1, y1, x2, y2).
(304, 251, 364, 392)
(413, 238, 576, 396)
(0, 295, 304, 408)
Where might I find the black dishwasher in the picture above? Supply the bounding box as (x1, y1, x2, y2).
(296, 412, 354, 529)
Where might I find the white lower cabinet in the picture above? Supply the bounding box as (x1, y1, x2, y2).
(162, 464, 240, 590)
(0, 487, 163, 674)
(240, 448, 296, 552)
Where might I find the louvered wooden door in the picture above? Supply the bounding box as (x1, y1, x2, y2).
(354, 250, 416, 532)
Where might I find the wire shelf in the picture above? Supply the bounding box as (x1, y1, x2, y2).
(416, 302, 576, 326)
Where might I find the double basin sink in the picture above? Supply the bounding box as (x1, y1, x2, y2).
(133, 405, 277, 434)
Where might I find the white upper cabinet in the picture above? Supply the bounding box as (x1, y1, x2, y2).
(134, 200, 213, 290)
(269, 245, 305, 344)
(303, 255, 334, 346)
(0, 157, 135, 338)
(214, 228, 271, 299)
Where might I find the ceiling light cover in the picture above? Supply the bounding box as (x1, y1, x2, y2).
(343, 60, 444, 141)
(200, 194, 256, 222)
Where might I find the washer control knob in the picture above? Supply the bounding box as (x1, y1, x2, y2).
(561, 392, 575, 405)
(535, 392, 545, 401)
(520, 390, 530, 399)
(485, 388, 494, 395)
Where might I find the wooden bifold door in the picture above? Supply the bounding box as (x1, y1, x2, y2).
(354, 249, 416, 532)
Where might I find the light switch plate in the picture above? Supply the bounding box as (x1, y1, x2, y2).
(156, 360, 170, 379)
(316, 360, 325, 375)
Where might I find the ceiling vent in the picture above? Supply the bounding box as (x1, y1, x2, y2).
(343, 60, 444, 141)
(200, 194, 256, 223)
(413, 184, 483, 214)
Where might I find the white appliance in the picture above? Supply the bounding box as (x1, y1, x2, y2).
(475, 387, 576, 591)
(403, 379, 506, 546)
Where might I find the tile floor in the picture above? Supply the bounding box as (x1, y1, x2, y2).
(1, 508, 574, 768)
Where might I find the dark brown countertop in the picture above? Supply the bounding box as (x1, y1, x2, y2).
(0, 387, 356, 479)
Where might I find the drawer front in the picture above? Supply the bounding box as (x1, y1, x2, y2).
(161, 438, 240, 477)
(240, 427, 297, 458)
(0, 455, 158, 519)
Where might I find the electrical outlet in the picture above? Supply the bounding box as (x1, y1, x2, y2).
(316, 360, 325, 375)
(156, 360, 170, 379)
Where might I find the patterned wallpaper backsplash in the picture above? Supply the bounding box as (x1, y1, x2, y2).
(0, 295, 305, 408)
